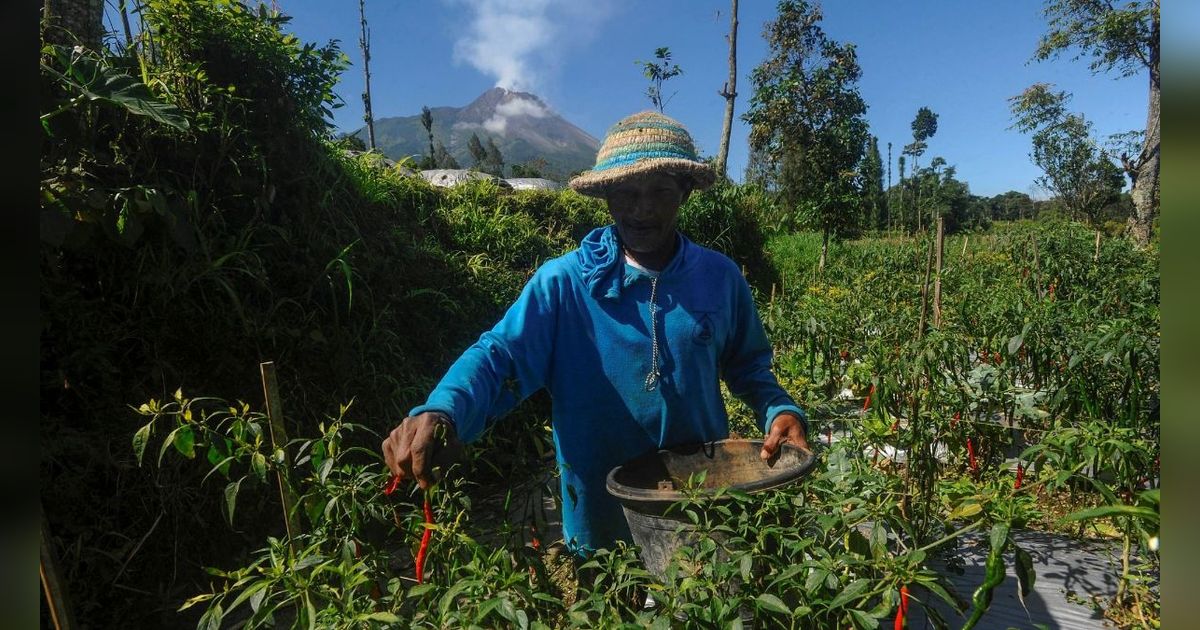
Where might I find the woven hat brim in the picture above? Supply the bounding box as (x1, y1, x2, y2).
(568, 158, 716, 198)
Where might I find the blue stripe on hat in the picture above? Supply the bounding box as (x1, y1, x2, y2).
(592, 150, 697, 171)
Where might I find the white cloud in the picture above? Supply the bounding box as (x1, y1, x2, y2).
(449, 0, 616, 94)
(482, 97, 550, 134)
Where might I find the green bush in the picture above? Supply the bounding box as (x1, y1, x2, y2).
(678, 181, 780, 289)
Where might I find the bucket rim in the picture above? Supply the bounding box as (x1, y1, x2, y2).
(604, 439, 818, 505)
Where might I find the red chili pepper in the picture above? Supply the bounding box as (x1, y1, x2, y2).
(1014, 462, 1025, 489)
(894, 585, 909, 630)
(527, 525, 542, 578)
(381, 476, 435, 584)
(993, 351, 1002, 364)
(951, 412, 960, 429)
(415, 496, 434, 584)
(967, 438, 978, 475)
(863, 384, 875, 412)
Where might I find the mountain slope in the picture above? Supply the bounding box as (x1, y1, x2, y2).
(353, 88, 600, 181)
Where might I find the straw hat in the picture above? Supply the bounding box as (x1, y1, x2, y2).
(569, 111, 716, 197)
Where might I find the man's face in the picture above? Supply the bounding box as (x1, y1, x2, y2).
(605, 173, 690, 254)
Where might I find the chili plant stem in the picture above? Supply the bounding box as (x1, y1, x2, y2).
(917, 520, 984, 554)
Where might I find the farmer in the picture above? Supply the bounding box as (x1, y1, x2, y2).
(381, 110, 809, 556)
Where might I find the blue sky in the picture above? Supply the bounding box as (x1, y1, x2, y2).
(205, 1, 1148, 198)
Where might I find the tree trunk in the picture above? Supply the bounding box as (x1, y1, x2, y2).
(715, 0, 738, 179)
(886, 142, 893, 234)
(118, 0, 133, 48)
(1126, 38, 1159, 248)
(819, 225, 829, 271)
(358, 0, 376, 150)
(43, 0, 105, 49)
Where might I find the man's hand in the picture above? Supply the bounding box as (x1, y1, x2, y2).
(381, 412, 464, 490)
(760, 412, 810, 461)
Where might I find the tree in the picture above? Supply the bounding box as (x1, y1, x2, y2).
(341, 133, 367, 152)
(902, 107, 939, 230)
(1033, 0, 1158, 247)
(861, 136, 885, 231)
(433, 139, 459, 169)
(420, 106, 435, 166)
(1011, 84, 1124, 259)
(744, 0, 869, 270)
(715, 0, 739, 179)
(910, 107, 938, 149)
(637, 47, 683, 113)
(511, 158, 549, 179)
(357, 0, 376, 149)
(743, 141, 776, 190)
(484, 136, 505, 177)
(988, 191, 1035, 222)
(467, 133, 487, 169)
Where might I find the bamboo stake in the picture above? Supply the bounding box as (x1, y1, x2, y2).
(1031, 235, 1042, 299)
(917, 236, 934, 339)
(40, 510, 75, 630)
(961, 234, 968, 257)
(933, 218, 944, 328)
(260, 361, 303, 553)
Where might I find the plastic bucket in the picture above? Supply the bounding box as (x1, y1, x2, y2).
(605, 439, 817, 579)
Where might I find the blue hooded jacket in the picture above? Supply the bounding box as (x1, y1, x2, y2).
(411, 225, 806, 554)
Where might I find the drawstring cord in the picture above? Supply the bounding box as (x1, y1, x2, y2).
(644, 276, 661, 391)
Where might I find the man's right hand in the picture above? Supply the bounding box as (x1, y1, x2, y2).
(381, 412, 464, 491)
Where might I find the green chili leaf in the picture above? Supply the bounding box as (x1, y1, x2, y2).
(223, 479, 242, 527)
(755, 593, 791, 615)
(132, 423, 152, 466)
(829, 578, 870, 609)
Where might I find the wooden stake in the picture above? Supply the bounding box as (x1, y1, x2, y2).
(1031, 235, 1042, 299)
(41, 510, 75, 630)
(933, 218, 944, 328)
(260, 361, 303, 553)
(961, 234, 968, 257)
(917, 236, 934, 339)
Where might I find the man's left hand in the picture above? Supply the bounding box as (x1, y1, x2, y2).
(760, 412, 810, 461)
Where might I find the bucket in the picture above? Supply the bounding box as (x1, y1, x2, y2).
(605, 439, 817, 580)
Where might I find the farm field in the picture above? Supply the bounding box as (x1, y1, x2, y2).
(39, 1, 1159, 628)
(44, 167, 1160, 627)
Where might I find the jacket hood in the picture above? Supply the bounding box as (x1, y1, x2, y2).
(577, 225, 694, 299)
